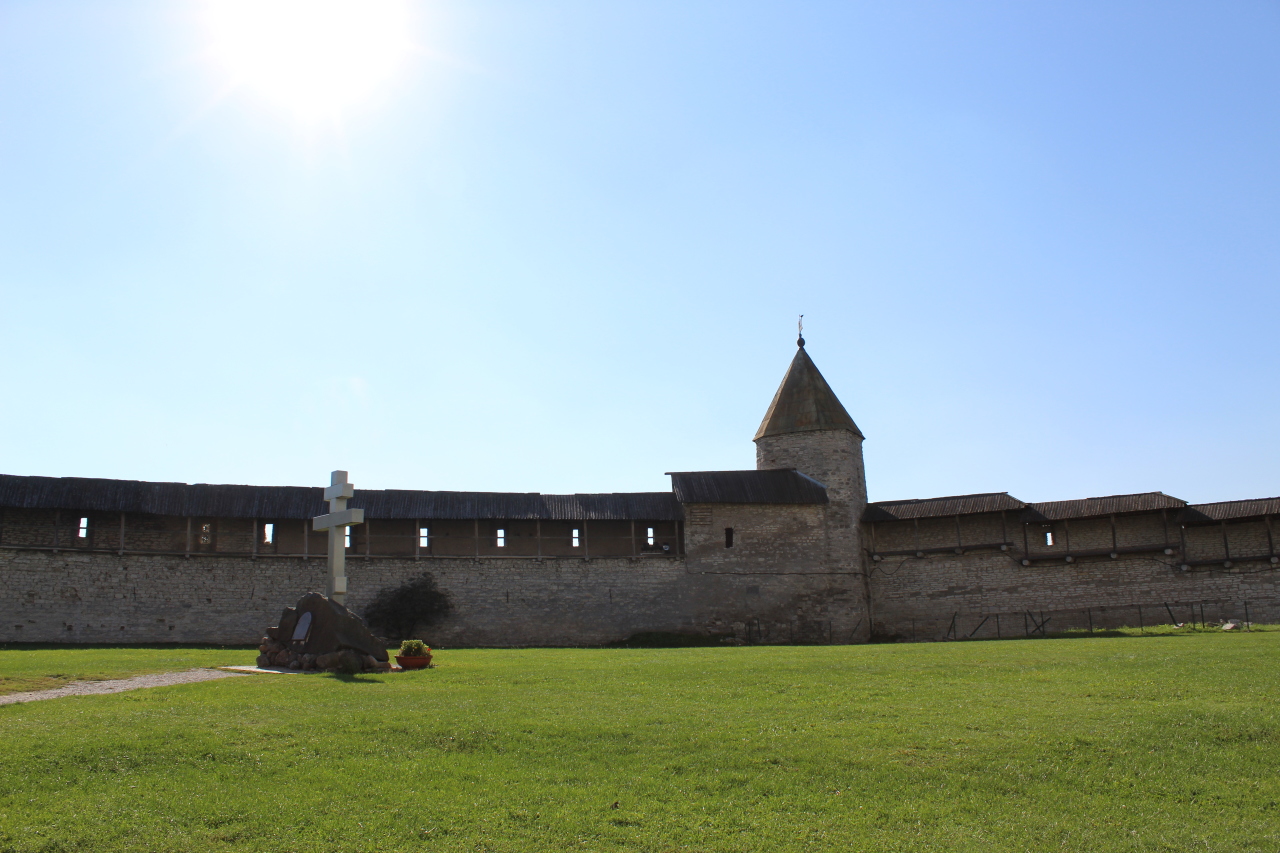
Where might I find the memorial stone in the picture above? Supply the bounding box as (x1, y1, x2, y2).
(257, 592, 390, 672)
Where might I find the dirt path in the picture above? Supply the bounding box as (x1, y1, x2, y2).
(0, 668, 250, 706)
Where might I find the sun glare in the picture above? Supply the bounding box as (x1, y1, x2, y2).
(205, 0, 413, 120)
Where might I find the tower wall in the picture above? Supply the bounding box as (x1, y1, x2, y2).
(755, 429, 866, 568)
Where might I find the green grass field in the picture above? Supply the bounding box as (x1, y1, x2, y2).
(0, 646, 253, 696)
(1, 632, 1277, 852)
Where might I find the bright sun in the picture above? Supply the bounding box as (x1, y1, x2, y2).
(205, 0, 414, 120)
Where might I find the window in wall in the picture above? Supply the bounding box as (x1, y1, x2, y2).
(200, 523, 212, 545)
(1045, 530, 1054, 546)
(725, 527, 735, 548)
(419, 527, 430, 548)
(345, 529, 351, 549)
(571, 528, 580, 548)
(263, 523, 274, 545)
(496, 528, 506, 548)
(77, 517, 88, 539)
(646, 527, 655, 546)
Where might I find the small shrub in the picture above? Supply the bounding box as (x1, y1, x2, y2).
(363, 574, 452, 641)
(399, 639, 430, 657)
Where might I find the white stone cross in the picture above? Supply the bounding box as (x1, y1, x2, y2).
(312, 470, 365, 605)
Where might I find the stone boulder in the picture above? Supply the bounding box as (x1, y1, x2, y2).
(260, 592, 391, 673)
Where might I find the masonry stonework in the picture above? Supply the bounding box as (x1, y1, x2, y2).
(755, 430, 865, 566)
(0, 548, 864, 646)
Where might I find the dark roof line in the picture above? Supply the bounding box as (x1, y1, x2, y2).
(1025, 492, 1186, 521)
(865, 492, 1026, 521)
(866, 491, 1206, 522)
(6, 475, 1273, 525)
(0, 475, 684, 521)
(1179, 497, 1280, 524)
(668, 469, 829, 505)
(870, 491, 1022, 507)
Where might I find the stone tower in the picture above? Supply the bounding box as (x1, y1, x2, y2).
(754, 336, 867, 566)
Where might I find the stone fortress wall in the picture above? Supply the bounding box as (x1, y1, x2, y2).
(865, 502, 1280, 641)
(0, 340, 1274, 646)
(0, 500, 1273, 646)
(0, 504, 864, 646)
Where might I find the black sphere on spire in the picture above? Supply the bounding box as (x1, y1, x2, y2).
(797, 335, 805, 347)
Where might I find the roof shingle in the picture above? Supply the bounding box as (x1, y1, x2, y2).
(864, 492, 1025, 522)
(1178, 497, 1280, 524)
(1025, 492, 1186, 521)
(0, 474, 683, 521)
(668, 469, 829, 504)
(755, 345, 862, 440)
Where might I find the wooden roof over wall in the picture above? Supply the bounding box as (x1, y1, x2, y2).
(867, 490, 1278, 524)
(0, 474, 684, 521)
(1177, 497, 1280, 524)
(668, 469, 829, 505)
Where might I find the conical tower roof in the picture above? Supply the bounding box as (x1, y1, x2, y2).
(754, 343, 863, 441)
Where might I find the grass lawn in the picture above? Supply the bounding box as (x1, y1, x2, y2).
(1, 633, 1278, 852)
(0, 646, 256, 696)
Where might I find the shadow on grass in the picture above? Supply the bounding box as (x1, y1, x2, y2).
(602, 631, 736, 648)
(328, 673, 387, 684)
(0, 642, 258, 651)
(1035, 626, 1269, 641)
(4, 627, 1272, 655)
(889, 624, 1275, 644)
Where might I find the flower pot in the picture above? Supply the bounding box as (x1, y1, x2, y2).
(395, 654, 432, 670)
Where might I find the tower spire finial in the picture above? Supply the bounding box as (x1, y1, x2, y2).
(797, 314, 805, 348)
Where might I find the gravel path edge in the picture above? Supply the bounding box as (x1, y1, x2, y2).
(0, 668, 251, 706)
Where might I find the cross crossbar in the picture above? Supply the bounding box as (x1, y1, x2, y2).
(313, 508, 364, 531)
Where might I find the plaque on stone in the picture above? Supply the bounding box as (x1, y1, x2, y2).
(291, 611, 313, 642)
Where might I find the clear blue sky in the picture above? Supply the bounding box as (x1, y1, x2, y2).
(1, 1, 1276, 504)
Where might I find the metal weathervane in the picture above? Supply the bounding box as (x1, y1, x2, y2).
(312, 470, 364, 605)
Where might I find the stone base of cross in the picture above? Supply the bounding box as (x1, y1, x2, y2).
(312, 470, 365, 605)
